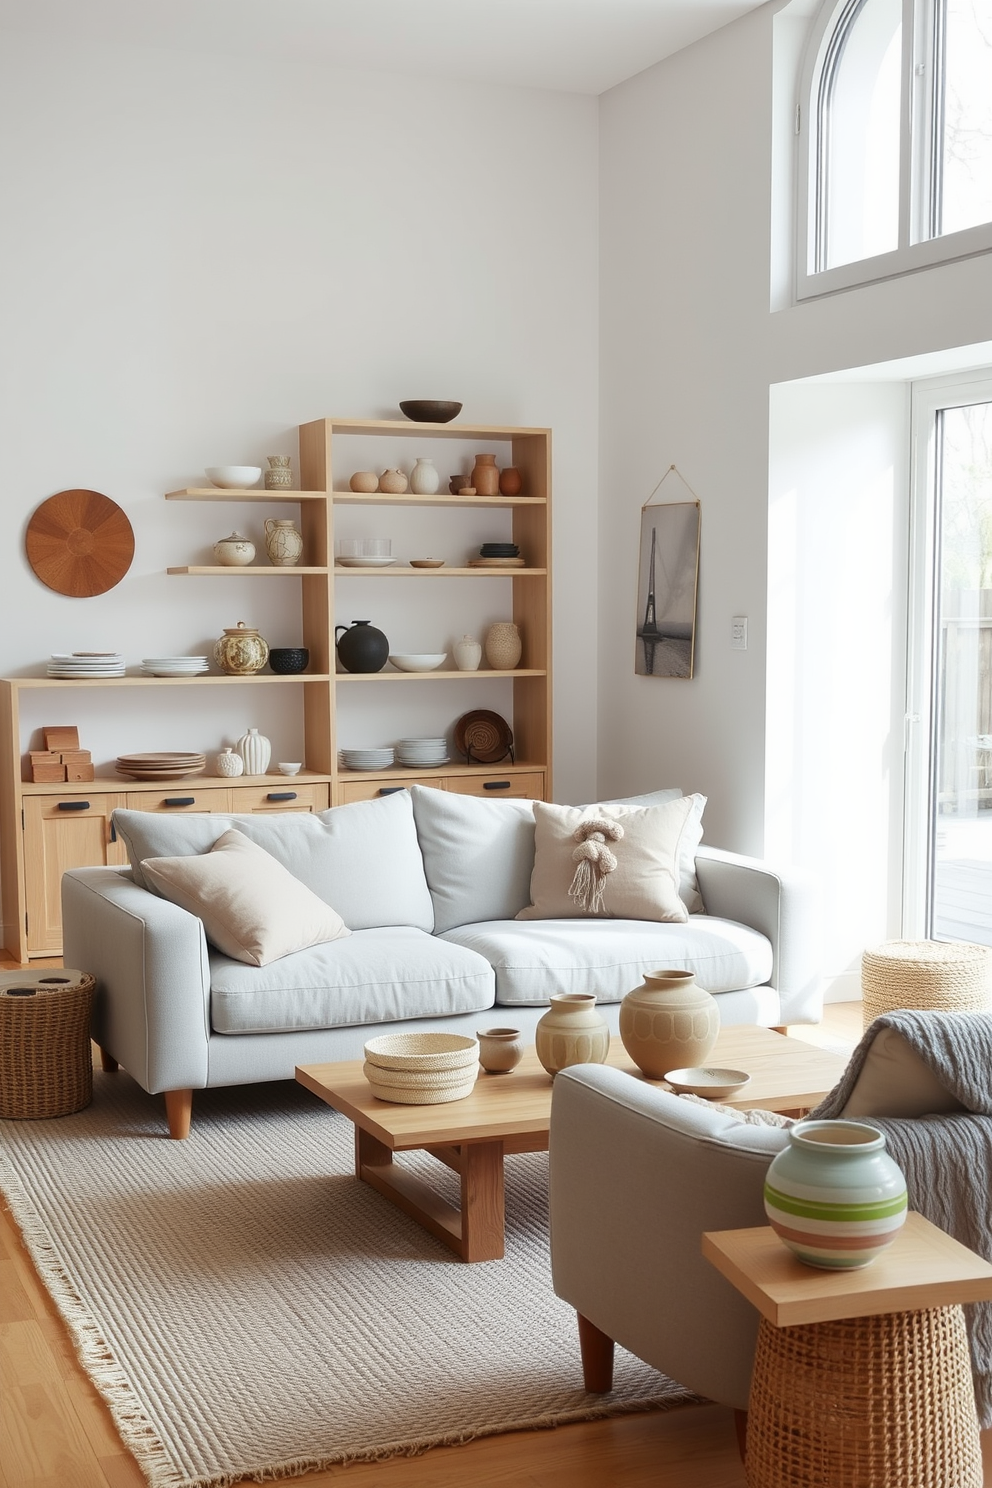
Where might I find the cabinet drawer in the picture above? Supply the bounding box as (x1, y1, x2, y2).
(125, 787, 233, 814)
(446, 772, 545, 800)
(337, 777, 446, 804)
(23, 792, 128, 956)
(228, 783, 330, 814)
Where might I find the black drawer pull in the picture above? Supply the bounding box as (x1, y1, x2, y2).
(57, 800, 91, 811)
(266, 791, 298, 802)
(483, 781, 511, 790)
(163, 797, 196, 807)
(378, 787, 405, 796)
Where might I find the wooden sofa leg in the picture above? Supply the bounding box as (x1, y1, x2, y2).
(99, 1047, 118, 1072)
(577, 1312, 615, 1392)
(733, 1408, 748, 1463)
(164, 1089, 193, 1140)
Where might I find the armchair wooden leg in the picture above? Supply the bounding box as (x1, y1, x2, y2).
(733, 1408, 748, 1464)
(164, 1089, 193, 1140)
(577, 1311, 615, 1392)
(99, 1047, 118, 1072)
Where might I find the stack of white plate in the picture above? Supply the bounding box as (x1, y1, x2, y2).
(363, 1033, 480, 1105)
(48, 652, 125, 679)
(339, 747, 395, 771)
(140, 656, 209, 678)
(396, 737, 449, 768)
(116, 752, 207, 780)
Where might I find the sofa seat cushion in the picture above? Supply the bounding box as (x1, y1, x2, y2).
(210, 926, 495, 1035)
(439, 916, 773, 1007)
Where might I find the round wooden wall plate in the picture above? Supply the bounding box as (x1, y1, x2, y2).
(26, 489, 135, 597)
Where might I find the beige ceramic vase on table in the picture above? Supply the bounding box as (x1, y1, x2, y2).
(535, 992, 610, 1077)
(618, 968, 720, 1079)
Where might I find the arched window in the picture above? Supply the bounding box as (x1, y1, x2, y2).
(798, 0, 992, 296)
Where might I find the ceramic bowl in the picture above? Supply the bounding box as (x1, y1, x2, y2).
(277, 762, 302, 776)
(399, 400, 462, 424)
(388, 653, 447, 672)
(269, 647, 310, 674)
(663, 1067, 751, 1100)
(205, 465, 262, 489)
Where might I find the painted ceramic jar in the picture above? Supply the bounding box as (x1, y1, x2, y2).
(215, 747, 244, 777)
(535, 992, 610, 1078)
(476, 1027, 525, 1074)
(618, 968, 719, 1079)
(409, 457, 440, 495)
(484, 622, 522, 670)
(498, 466, 522, 497)
(264, 455, 293, 490)
(236, 727, 272, 776)
(335, 620, 389, 674)
(470, 453, 499, 496)
(212, 531, 255, 566)
(378, 469, 408, 495)
(264, 517, 304, 567)
(453, 634, 483, 671)
(764, 1120, 908, 1270)
(213, 621, 269, 675)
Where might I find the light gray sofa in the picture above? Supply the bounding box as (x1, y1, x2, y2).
(61, 785, 822, 1137)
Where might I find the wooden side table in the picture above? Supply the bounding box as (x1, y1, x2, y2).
(703, 1214, 992, 1488)
(0, 968, 95, 1118)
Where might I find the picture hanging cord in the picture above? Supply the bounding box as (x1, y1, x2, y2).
(641, 463, 702, 510)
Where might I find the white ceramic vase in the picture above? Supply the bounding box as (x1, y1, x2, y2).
(215, 747, 244, 777)
(453, 635, 483, 671)
(409, 457, 440, 495)
(237, 727, 271, 775)
(264, 518, 304, 567)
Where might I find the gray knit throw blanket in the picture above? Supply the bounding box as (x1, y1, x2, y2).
(811, 1009, 992, 1425)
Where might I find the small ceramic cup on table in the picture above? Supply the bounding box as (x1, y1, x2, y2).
(476, 1028, 525, 1074)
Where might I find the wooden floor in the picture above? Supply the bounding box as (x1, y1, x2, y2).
(0, 997, 986, 1488)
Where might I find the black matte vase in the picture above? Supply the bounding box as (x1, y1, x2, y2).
(335, 620, 389, 673)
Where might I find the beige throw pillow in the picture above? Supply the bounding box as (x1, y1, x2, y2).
(141, 828, 351, 966)
(516, 797, 703, 922)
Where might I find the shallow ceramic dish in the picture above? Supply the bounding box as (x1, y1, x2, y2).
(409, 559, 445, 568)
(337, 556, 397, 567)
(388, 653, 447, 672)
(663, 1067, 751, 1100)
(205, 466, 262, 489)
(398, 400, 462, 424)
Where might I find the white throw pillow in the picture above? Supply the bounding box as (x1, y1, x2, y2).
(409, 785, 536, 933)
(140, 828, 351, 966)
(516, 797, 704, 923)
(599, 792, 706, 913)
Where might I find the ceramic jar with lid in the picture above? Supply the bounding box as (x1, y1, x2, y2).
(470, 453, 500, 496)
(212, 532, 255, 566)
(535, 993, 610, 1078)
(618, 968, 719, 1079)
(213, 621, 269, 675)
(264, 518, 304, 567)
(453, 635, 483, 672)
(215, 747, 244, 777)
(409, 457, 440, 495)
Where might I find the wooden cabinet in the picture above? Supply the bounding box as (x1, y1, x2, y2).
(22, 793, 128, 956)
(228, 782, 329, 813)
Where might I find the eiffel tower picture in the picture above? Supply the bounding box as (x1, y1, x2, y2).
(634, 500, 700, 678)
(636, 525, 663, 674)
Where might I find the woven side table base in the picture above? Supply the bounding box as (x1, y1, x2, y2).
(745, 1307, 981, 1488)
(0, 969, 95, 1119)
(862, 939, 992, 1029)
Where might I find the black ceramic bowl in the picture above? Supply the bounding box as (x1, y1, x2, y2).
(399, 400, 462, 424)
(269, 647, 310, 674)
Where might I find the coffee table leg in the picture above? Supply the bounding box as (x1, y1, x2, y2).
(354, 1128, 506, 1262)
(356, 1125, 392, 1176)
(460, 1141, 505, 1263)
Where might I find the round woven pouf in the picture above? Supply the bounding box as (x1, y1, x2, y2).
(745, 1307, 982, 1488)
(0, 968, 95, 1119)
(861, 940, 992, 1029)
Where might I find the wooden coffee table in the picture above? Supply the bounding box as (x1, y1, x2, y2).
(296, 1026, 847, 1263)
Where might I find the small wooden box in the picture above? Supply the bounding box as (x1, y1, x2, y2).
(43, 726, 80, 751)
(65, 763, 95, 782)
(31, 761, 67, 783)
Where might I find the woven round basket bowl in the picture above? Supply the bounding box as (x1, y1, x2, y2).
(363, 1032, 480, 1104)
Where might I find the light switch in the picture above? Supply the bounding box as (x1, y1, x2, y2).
(731, 616, 748, 651)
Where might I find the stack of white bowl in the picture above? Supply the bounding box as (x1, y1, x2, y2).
(363, 1033, 480, 1104)
(140, 656, 210, 678)
(396, 737, 449, 768)
(339, 746, 395, 771)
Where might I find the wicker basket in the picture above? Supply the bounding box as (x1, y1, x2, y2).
(862, 940, 992, 1028)
(745, 1307, 981, 1488)
(0, 969, 95, 1119)
(364, 1032, 479, 1072)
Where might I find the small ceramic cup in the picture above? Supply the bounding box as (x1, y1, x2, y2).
(277, 762, 302, 776)
(476, 1027, 525, 1074)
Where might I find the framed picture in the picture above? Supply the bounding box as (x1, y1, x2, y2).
(635, 500, 700, 678)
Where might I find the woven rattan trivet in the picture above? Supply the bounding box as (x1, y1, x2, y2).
(0, 968, 95, 1118)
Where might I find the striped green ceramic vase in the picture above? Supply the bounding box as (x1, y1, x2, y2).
(763, 1119, 908, 1270)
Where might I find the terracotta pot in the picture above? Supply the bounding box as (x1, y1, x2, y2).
(470, 453, 499, 496)
(499, 466, 522, 497)
(618, 968, 719, 1079)
(484, 622, 521, 670)
(476, 1028, 525, 1074)
(535, 993, 610, 1078)
(213, 621, 269, 675)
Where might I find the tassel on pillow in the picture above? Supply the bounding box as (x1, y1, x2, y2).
(568, 818, 625, 914)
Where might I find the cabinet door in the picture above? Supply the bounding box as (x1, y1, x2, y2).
(227, 783, 330, 814)
(23, 793, 128, 956)
(446, 772, 546, 800)
(124, 787, 233, 814)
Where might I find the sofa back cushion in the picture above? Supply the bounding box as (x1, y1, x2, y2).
(112, 790, 434, 931)
(409, 785, 536, 933)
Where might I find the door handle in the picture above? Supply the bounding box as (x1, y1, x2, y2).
(57, 800, 91, 810)
(266, 792, 298, 801)
(163, 797, 196, 807)
(482, 781, 511, 790)
(378, 787, 405, 795)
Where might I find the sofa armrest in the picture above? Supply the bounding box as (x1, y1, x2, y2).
(62, 866, 211, 1094)
(694, 846, 823, 1024)
(550, 1064, 785, 1410)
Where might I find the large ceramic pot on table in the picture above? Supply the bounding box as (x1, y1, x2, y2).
(618, 968, 720, 1080)
(535, 992, 610, 1078)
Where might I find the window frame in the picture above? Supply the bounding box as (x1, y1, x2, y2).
(796, 0, 992, 301)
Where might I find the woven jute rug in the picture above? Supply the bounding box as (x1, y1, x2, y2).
(0, 1071, 691, 1487)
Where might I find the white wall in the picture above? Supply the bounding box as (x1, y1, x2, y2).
(598, 1, 992, 976)
(0, 28, 600, 881)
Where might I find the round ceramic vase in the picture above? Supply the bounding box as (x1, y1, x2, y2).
(264, 517, 304, 567)
(499, 466, 522, 496)
(618, 969, 720, 1079)
(213, 622, 269, 675)
(215, 747, 244, 777)
(409, 457, 440, 495)
(535, 992, 610, 1078)
(763, 1120, 908, 1271)
(212, 532, 255, 566)
(476, 1028, 525, 1074)
(484, 622, 522, 669)
(378, 469, 408, 495)
(236, 727, 272, 775)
